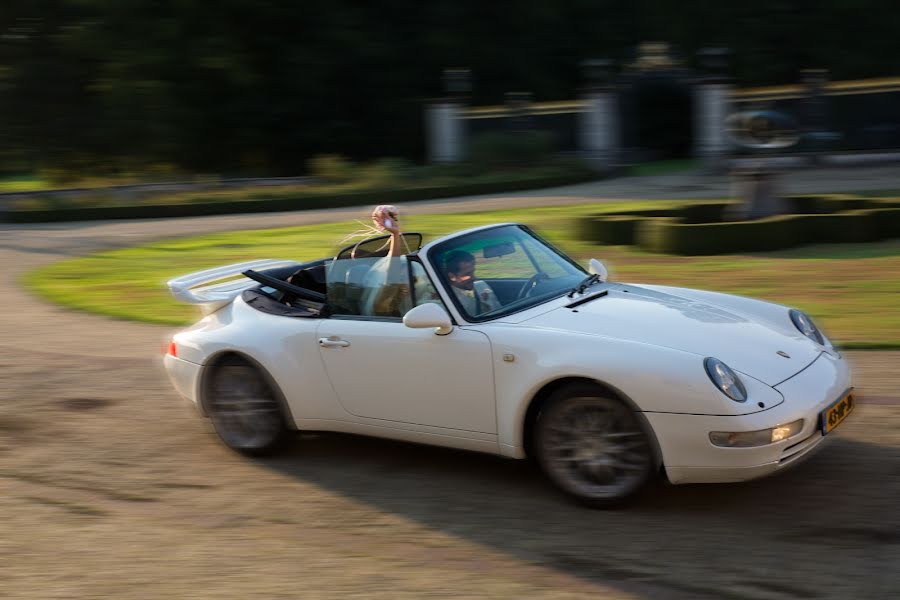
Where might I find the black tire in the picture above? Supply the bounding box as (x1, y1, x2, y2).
(205, 356, 289, 455)
(534, 383, 657, 508)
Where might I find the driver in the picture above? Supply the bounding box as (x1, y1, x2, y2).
(444, 250, 501, 316)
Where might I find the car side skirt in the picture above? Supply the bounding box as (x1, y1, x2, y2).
(293, 418, 500, 455)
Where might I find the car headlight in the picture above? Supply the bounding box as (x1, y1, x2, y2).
(704, 357, 747, 402)
(789, 309, 825, 345)
(709, 419, 804, 447)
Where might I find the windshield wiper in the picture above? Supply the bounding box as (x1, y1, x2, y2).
(568, 273, 600, 297)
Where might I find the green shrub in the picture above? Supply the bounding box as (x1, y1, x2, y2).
(637, 215, 800, 255)
(784, 194, 875, 214)
(579, 194, 899, 255)
(307, 154, 355, 182)
(814, 195, 871, 213)
(791, 212, 877, 244)
(869, 197, 900, 209)
(469, 131, 558, 167)
(577, 207, 678, 244)
(635, 217, 680, 253)
(785, 195, 824, 214)
(601, 207, 673, 218)
(356, 157, 416, 188)
(859, 206, 900, 239)
(576, 215, 646, 245)
(679, 202, 732, 224)
(3, 171, 596, 223)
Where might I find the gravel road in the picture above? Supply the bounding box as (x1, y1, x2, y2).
(2, 171, 899, 599)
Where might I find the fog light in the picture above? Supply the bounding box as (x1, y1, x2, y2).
(771, 419, 804, 442)
(710, 420, 804, 447)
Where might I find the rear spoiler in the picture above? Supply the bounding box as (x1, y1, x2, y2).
(167, 259, 301, 314)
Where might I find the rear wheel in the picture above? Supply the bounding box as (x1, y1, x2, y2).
(534, 383, 657, 508)
(206, 357, 288, 455)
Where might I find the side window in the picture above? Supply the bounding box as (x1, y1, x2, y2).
(325, 257, 412, 319)
(410, 261, 445, 308)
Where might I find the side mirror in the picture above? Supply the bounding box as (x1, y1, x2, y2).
(403, 303, 453, 336)
(588, 258, 608, 282)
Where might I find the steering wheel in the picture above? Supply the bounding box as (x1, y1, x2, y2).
(517, 272, 550, 300)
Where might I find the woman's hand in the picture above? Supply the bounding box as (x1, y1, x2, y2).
(372, 205, 400, 234)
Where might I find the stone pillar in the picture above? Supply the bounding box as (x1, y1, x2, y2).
(693, 48, 732, 171)
(425, 68, 470, 163)
(426, 102, 464, 163)
(578, 59, 619, 171)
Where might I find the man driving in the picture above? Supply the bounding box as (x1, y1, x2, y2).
(444, 250, 501, 317)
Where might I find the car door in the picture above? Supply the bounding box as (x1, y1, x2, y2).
(315, 257, 497, 434)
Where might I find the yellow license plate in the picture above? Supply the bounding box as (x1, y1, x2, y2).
(821, 392, 854, 434)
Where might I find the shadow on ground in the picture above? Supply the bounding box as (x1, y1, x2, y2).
(259, 425, 900, 600)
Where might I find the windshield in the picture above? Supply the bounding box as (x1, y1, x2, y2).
(428, 224, 588, 322)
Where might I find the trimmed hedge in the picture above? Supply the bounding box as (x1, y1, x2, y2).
(576, 210, 672, 245)
(637, 215, 799, 255)
(813, 195, 872, 214)
(579, 215, 640, 245)
(792, 211, 876, 244)
(678, 201, 732, 224)
(864, 206, 900, 239)
(2, 172, 597, 223)
(579, 194, 900, 255)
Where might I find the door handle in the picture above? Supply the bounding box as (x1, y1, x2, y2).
(318, 336, 350, 348)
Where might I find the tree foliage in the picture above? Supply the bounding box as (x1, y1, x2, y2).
(1, 0, 898, 174)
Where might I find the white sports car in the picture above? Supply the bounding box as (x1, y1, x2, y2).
(164, 223, 853, 507)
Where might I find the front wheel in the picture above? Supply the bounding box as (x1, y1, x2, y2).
(534, 384, 657, 508)
(206, 357, 288, 455)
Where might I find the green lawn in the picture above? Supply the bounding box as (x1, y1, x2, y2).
(24, 201, 900, 348)
(0, 175, 52, 193)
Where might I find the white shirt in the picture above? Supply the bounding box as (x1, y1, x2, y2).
(451, 281, 501, 316)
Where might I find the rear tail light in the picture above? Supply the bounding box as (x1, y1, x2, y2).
(166, 341, 177, 357)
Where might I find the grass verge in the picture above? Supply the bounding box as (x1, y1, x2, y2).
(23, 201, 900, 347)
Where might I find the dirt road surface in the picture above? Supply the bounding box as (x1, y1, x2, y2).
(2, 176, 899, 599)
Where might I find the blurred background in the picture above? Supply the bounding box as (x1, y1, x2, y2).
(1, 0, 899, 181)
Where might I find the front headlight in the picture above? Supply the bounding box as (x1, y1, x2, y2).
(704, 357, 747, 402)
(709, 419, 804, 447)
(789, 309, 825, 345)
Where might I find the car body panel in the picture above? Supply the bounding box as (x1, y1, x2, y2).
(172, 298, 345, 422)
(314, 318, 497, 434)
(471, 324, 787, 458)
(290, 418, 500, 455)
(164, 353, 202, 407)
(518, 283, 821, 386)
(635, 283, 842, 359)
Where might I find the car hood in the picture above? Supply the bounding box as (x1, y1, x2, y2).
(521, 284, 819, 386)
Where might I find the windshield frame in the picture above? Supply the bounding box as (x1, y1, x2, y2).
(426, 224, 588, 323)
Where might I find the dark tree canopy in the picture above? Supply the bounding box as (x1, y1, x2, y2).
(1, 0, 898, 174)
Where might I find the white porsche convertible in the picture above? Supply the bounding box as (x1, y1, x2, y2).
(164, 223, 853, 507)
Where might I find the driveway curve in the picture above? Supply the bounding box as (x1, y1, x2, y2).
(2, 168, 899, 599)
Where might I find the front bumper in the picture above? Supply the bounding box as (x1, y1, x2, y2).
(645, 351, 852, 484)
(164, 354, 204, 412)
